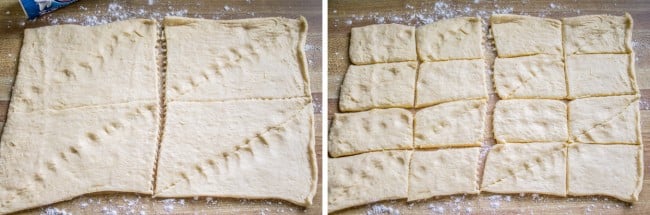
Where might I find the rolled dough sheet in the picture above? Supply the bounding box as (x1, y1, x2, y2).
(154, 98, 317, 206)
(349, 24, 417, 65)
(563, 13, 633, 55)
(328, 108, 413, 157)
(11, 19, 159, 112)
(164, 16, 311, 102)
(568, 95, 640, 144)
(328, 150, 411, 212)
(493, 99, 568, 143)
(494, 54, 566, 99)
(0, 102, 160, 214)
(414, 99, 486, 148)
(416, 17, 483, 61)
(407, 147, 480, 201)
(491, 15, 562, 57)
(339, 62, 417, 112)
(481, 143, 567, 196)
(566, 54, 637, 99)
(0, 19, 160, 214)
(415, 59, 487, 108)
(568, 143, 643, 202)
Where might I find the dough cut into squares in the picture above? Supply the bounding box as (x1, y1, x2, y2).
(155, 98, 317, 206)
(416, 17, 483, 61)
(339, 62, 417, 112)
(12, 19, 159, 112)
(329, 150, 411, 212)
(494, 55, 566, 99)
(568, 143, 643, 202)
(164, 16, 311, 102)
(414, 100, 486, 148)
(491, 15, 562, 57)
(415, 59, 487, 108)
(481, 143, 567, 196)
(329, 108, 413, 157)
(493, 99, 568, 143)
(563, 13, 632, 55)
(569, 95, 640, 144)
(407, 148, 480, 201)
(349, 24, 417, 65)
(0, 101, 160, 214)
(566, 54, 637, 99)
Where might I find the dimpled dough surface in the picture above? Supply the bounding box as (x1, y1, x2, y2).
(491, 15, 562, 57)
(328, 151, 411, 212)
(493, 99, 568, 143)
(415, 59, 487, 108)
(566, 54, 636, 99)
(569, 95, 640, 144)
(349, 24, 417, 65)
(328, 108, 413, 157)
(164, 16, 310, 102)
(563, 14, 632, 55)
(414, 100, 486, 148)
(494, 55, 566, 99)
(0, 20, 160, 214)
(407, 148, 480, 201)
(416, 17, 483, 61)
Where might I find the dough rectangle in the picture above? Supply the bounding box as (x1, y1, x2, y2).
(415, 59, 487, 108)
(416, 17, 483, 61)
(339, 62, 417, 112)
(414, 99, 487, 148)
(164, 16, 310, 102)
(563, 13, 633, 55)
(566, 54, 637, 99)
(494, 55, 566, 99)
(493, 99, 568, 143)
(568, 95, 640, 144)
(408, 147, 480, 201)
(328, 108, 413, 157)
(491, 15, 562, 57)
(349, 24, 417, 65)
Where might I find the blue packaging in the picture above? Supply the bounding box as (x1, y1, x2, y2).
(19, 0, 79, 19)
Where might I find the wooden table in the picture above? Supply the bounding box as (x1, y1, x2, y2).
(0, 0, 322, 214)
(328, 0, 650, 214)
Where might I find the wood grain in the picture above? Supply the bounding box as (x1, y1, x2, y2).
(0, 0, 322, 214)
(329, 0, 650, 214)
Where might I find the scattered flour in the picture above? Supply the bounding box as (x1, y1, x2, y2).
(42, 207, 71, 215)
(367, 204, 400, 215)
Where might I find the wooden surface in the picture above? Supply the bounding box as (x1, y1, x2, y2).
(0, 0, 322, 214)
(328, 0, 650, 214)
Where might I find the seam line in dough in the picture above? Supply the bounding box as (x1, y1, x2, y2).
(482, 148, 558, 189)
(152, 22, 168, 192)
(167, 95, 313, 104)
(572, 98, 637, 142)
(11, 99, 159, 113)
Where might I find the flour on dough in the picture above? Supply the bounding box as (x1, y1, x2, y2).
(329, 108, 413, 157)
(349, 24, 417, 65)
(164, 16, 310, 102)
(11, 19, 159, 112)
(568, 95, 640, 144)
(414, 100, 486, 148)
(563, 13, 632, 55)
(408, 147, 480, 201)
(481, 143, 567, 196)
(568, 143, 643, 202)
(494, 55, 566, 99)
(155, 98, 316, 206)
(493, 99, 568, 143)
(491, 15, 562, 57)
(416, 17, 483, 61)
(415, 59, 487, 108)
(328, 150, 411, 212)
(339, 62, 417, 112)
(566, 54, 637, 99)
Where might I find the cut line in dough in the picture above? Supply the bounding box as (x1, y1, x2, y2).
(414, 99, 486, 148)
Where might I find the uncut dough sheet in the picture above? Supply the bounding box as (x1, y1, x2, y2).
(156, 17, 317, 206)
(0, 20, 160, 214)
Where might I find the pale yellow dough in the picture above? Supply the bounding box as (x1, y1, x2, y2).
(491, 15, 562, 57)
(328, 150, 411, 212)
(0, 20, 160, 215)
(568, 95, 640, 144)
(481, 143, 567, 196)
(339, 62, 417, 112)
(416, 17, 483, 61)
(407, 148, 480, 201)
(566, 54, 637, 99)
(155, 98, 317, 206)
(328, 108, 413, 157)
(349, 24, 417, 65)
(568, 143, 643, 202)
(415, 59, 487, 108)
(493, 99, 568, 143)
(494, 55, 566, 99)
(164, 16, 310, 102)
(563, 13, 633, 55)
(414, 100, 486, 148)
